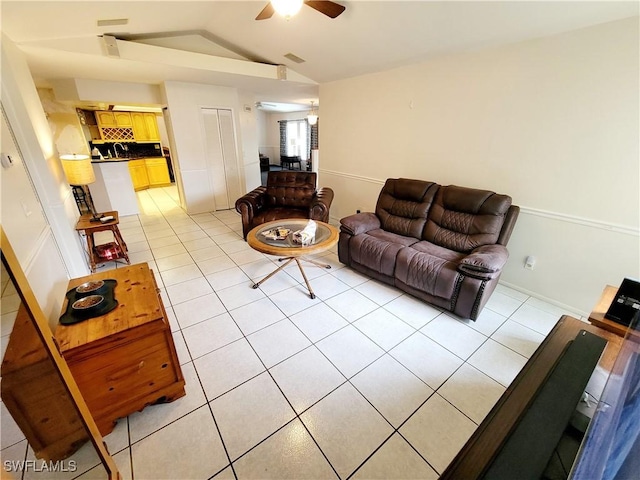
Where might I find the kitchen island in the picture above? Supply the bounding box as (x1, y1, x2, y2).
(89, 159, 139, 217)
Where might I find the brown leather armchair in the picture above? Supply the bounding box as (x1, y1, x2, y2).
(235, 171, 334, 240)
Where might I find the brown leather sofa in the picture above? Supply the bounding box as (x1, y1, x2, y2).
(338, 178, 519, 320)
(236, 171, 334, 240)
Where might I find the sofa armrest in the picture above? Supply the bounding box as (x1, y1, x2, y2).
(340, 212, 381, 236)
(235, 186, 267, 216)
(458, 244, 509, 280)
(235, 186, 267, 239)
(310, 187, 334, 221)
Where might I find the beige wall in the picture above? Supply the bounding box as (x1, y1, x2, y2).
(161, 81, 247, 214)
(1, 36, 87, 324)
(319, 18, 639, 314)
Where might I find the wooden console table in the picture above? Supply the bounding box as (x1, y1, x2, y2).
(54, 264, 185, 435)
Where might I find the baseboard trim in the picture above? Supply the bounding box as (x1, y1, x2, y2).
(499, 280, 588, 318)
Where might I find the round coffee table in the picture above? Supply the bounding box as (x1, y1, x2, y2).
(247, 219, 339, 299)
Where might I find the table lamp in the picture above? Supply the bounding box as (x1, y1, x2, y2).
(60, 154, 103, 222)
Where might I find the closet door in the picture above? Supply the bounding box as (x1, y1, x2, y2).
(201, 108, 241, 211)
(217, 109, 241, 205)
(201, 108, 230, 210)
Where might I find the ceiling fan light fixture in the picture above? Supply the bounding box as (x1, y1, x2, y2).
(271, 0, 303, 20)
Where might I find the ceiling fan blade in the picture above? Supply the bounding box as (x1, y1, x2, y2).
(255, 2, 275, 20)
(305, 1, 346, 19)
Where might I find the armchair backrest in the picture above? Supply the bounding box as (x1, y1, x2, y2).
(265, 171, 317, 208)
(423, 185, 513, 253)
(375, 178, 439, 238)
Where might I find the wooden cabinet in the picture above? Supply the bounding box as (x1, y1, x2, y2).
(96, 111, 134, 142)
(113, 112, 133, 127)
(96, 111, 132, 128)
(128, 158, 170, 190)
(146, 158, 171, 186)
(54, 264, 185, 436)
(128, 159, 150, 191)
(1, 305, 89, 460)
(131, 112, 160, 142)
(95, 111, 116, 127)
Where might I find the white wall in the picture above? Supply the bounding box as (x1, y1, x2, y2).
(161, 81, 247, 214)
(1, 36, 86, 324)
(238, 91, 261, 192)
(319, 18, 639, 315)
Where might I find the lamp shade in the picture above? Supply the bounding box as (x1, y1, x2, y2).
(60, 154, 95, 185)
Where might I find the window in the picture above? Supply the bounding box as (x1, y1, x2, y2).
(285, 120, 309, 160)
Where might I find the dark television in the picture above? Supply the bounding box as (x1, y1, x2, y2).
(570, 312, 640, 479)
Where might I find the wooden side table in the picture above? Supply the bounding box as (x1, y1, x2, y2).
(54, 264, 185, 435)
(75, 210, 130, 272)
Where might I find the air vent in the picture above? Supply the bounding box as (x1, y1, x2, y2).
(284, 53, 306, 64)
(97, 18, 129, 27)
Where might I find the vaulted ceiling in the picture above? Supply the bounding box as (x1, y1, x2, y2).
(3, 1, 638, 108)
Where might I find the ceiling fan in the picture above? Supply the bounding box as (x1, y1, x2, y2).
(256, 1, 346, 21)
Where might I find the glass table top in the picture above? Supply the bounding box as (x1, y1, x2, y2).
(253, 219, 333, 249)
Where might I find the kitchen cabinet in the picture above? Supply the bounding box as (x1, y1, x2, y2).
(95, 111, 116, 127)
(127, 157, 169, 190)
(145, 158, 171, 186)
(131, 112, 160, 142)
(128, 159, 150, 191)
(96, 111, 134, 142)
(96, 111, 133, 128)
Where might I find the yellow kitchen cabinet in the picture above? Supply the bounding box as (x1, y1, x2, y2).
(131, 112, 160, 142)
(96, 111, 133, 128)
(145, 158, 171, 187)
(114, 112, 133, 127)
(95, 111, 116, 127)
(128, 159, 149, 191)
(96, 111, 135, 142)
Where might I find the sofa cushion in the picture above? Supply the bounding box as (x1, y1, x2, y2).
(265, 171, 317, 209)
(424, 185, 512, 253)
(350, 229, 418, 277)
(375, 178, 439, 239)
(395, 241, 466, 299)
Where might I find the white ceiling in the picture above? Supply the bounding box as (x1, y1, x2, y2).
(3, 1, 638, 109)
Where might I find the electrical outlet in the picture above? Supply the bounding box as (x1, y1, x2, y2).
(524, 255, 536, 270)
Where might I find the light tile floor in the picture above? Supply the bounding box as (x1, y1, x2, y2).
(1, 186, 586, 480)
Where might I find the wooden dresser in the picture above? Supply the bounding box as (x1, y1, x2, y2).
(1, 304, 89, 460)
(54, 263, 185, 435)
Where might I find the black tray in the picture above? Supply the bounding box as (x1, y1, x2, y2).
(59, 279, 118, 325)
